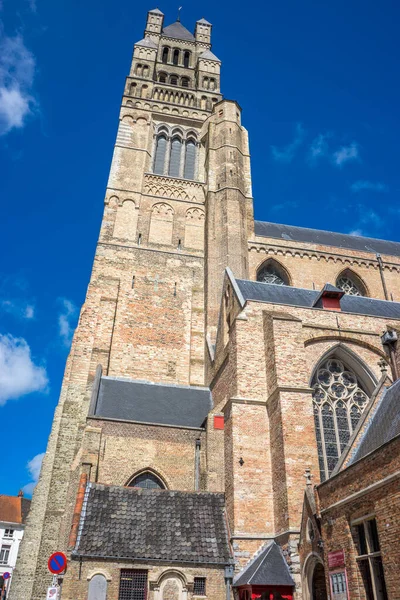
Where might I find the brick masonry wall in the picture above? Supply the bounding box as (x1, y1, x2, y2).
(61, 558, 227, 600)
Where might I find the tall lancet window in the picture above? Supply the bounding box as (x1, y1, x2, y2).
(153, 135, 167, 174)
(312, 357, 370, 481)
(184, 139, 196, 180)
(169, 136, 182, 177)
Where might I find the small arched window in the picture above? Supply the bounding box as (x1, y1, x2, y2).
(184, 139, 196, 180)
(162, 47, 169, 64)
(173, 48, 180, 65)
(183, 51, 190, 67)
(135, 64, 143, 76)
(143, 65, 149, 77)
(169, 136, 182, 177)
(170, 75, 178, 86)
(159, 72, 167, 83)
(257, 260, 290, 286)
(203, 77, 209, 90)
(141, 84, 148, 98)
(128, 471, 166, 489)
(209, 78, 216, 91)
(129, 82, 137, 95)
(312, 357, 370, 481)
(153, 135, 167, 174)
(181, 77, 190, 88)
(336, 270, 367, 297)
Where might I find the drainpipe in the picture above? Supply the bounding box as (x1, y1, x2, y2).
(225, 565, 234, 600)
(194, 439, 201, 491)
(381, 330, 399, 381)
(376, 254, 389, 300)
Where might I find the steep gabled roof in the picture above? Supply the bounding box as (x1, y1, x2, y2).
(162, 21, 195, 41)
(149, 7, 163, 14)
(234, 542, 295, 587)
(135, 37, 158, 49)
(199, 49, 220, 62)
(197, 17, 211, 25)
(73, 484, 232, 565)
(348, 378, 400, 464)
(0, 495, 31, 525)
(254, 220, 400, 257)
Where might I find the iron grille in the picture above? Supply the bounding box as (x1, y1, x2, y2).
(193, 577, 206, 596)
(119, 570, 148, 600)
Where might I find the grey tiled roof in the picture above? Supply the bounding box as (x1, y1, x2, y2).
(199, 50, 220, 62)
(149, 7, 163, 14)
(234, 542, 294, 587)
(135, 37, 158, 48)
(91, 376, 212, 428)
(254, 220, 400, 257)
(162, 21, 195, 41)
(235, 279, 400, 319)
(74, 484, 232, 565)
(197, 18, 211, 25)
(349, 379, 400, 464)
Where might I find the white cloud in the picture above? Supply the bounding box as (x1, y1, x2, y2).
(0, 334, 48, 405)
(332, 142, 360, 166)
(347, 205, 384, 237)
(0, 31, 36, 135)
(58, 298, 77, 347)
(22, 452, 45, 496)
(349, 229, 364, 236)
(350, 180, 388, 193)
(1, 299, 35, 319)
(271, 123, 305, 163)
(308, 133, 330, 164)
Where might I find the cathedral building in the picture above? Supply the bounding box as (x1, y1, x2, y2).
(9, 8, 400, 600)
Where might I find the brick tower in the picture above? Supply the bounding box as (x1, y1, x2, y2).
(11, 7, 400, 600)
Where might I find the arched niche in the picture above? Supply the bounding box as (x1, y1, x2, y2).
(154, 570, 188, 600)
(256, 258, 291, 286)
(335, 268, 368, 297)
(184, 208, 205, 250)
(88, 574, 107, 600)
(148, 202, 174, 246)
(113, 200, 138, 241)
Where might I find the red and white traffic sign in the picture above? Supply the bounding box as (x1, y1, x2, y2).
(47, 552, 67, 574)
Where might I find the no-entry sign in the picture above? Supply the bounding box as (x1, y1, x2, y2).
(47, 552, 67, 574)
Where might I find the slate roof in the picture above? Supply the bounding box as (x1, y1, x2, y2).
(162, 21, 195, 41)
(349, 379, 400, 464)
(199, 50, 220, 62)
(74, 484, 232, 565)
(234, 542, 295, 587)
(149, 7, 163, 14)
(197, 17, 211, 25)
(0, 494, 31, 525)
(254, 220, 400, 257)
(135, 37, 158, 48)
(91, 376, 212, 428)
(235, 279, 400, 319)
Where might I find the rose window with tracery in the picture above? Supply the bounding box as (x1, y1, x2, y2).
(312, 358, 369, 481)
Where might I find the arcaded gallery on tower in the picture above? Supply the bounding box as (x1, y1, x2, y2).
(10, 8, 400, 600)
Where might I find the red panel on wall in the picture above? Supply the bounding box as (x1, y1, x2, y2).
(214, 415, 224, 430)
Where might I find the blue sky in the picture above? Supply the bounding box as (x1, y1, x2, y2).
(1, 0, 400, 496)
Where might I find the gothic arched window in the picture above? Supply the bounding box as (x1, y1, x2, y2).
(336, 270, 367, 297)
(312, 357, 370, 481)
(128, 471, 166, 490)
(169, 136, 182, 177)
(184, 139, 196, 180)
(257, 260, 290, 286)
(162, 47, 169, 64)
(183, 51, 190, 67)
(153, 135, 167, 174)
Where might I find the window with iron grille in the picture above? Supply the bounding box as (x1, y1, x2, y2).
(193, 577, 206, 596)
(119, 570, 148, 600)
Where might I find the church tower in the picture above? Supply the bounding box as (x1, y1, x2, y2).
(9, 10, 254, 600)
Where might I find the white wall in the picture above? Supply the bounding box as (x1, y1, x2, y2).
(0, 522, 25, 591)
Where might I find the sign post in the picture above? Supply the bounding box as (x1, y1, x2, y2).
(47, 552, 67, 600)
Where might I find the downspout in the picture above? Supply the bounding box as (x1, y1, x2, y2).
(376, 253, 389, 300)
(194, 439, 201, 491)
